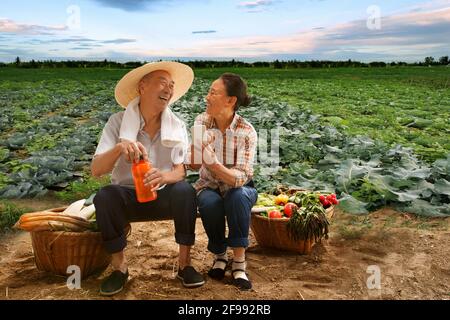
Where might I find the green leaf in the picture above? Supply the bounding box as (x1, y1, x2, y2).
(337, 193, 369, 214)
(434, 179, 450, 196)
(397, 199, 449, 217)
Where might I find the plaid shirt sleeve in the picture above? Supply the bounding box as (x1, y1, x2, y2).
(232, 128, 257, 188)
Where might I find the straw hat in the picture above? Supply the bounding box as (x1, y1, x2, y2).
(114, 61, 194, 108)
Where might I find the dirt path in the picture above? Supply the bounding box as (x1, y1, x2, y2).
(0, 204, 449, 300)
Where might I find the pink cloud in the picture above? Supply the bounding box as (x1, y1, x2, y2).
(0, 19, 67, 35)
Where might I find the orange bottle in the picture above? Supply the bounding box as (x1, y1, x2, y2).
(132, 156, 157, 203)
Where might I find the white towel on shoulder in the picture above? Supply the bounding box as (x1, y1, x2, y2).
(119, 97, 188, 165)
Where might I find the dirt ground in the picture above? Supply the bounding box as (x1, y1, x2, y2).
(0, 197, 449, 300)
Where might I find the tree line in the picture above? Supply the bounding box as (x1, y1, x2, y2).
(1, 56, 448, 69)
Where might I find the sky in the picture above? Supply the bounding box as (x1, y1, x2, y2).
(0, 0, 449, 62)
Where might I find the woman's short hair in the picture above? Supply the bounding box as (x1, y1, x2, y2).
(220, 73, 251, 111)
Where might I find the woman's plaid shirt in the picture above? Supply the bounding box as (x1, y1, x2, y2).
(186, 112, 257, 196)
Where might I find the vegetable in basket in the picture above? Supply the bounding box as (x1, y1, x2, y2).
(286, 191, 330, 242)
(14, 197, 98, 232)
(254, 190, 332, 242)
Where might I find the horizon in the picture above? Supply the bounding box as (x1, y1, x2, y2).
(3, 56, 448, 65)
(1, 0, 449, 63)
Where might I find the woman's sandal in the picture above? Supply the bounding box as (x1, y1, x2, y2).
(232, 269, 252, 291)
(207, 258, 228, 280)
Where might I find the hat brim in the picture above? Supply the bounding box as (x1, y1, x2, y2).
(115, 61, 194, 108)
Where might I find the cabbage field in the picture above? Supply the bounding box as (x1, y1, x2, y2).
(0, 67, 449, 217)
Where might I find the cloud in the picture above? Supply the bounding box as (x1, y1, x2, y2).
(238, 0, 276, 13)
(92, 0, 163, 11)
(248, 41, 273, 45)
(0, 19, 67, 35)
(0, 47, 34, 55)
(66, 37, 97, 43)
(101, 38, 136, 44)
(77, 43, 104, 48)
(403, 0, 450, 13)
(92, 0, 206, 11)
(192, 30, 217, 34)
(21, 36, 136, 46)
(237, 0, 274, 9)
(320, 7, 450, 47)
(26, 37, 96, 44)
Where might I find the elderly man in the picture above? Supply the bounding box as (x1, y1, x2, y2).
(91, 62, 204, 296)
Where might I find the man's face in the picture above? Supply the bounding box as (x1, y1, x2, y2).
(139, 70, 174, 113)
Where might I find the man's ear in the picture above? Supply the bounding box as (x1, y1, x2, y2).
(138, 79, 145, 95)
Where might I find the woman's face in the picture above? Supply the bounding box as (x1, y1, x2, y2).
(205, 79, 236, 117)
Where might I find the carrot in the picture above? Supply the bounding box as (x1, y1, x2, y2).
(18, 220, 90, 232)
(19, 215, 91, 228)
(19, 211, 88, 223)
(17, 220, 53, 232)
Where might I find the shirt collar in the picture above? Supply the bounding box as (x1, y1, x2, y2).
(205, 112, 240, 133)
(228, 113, 240, 132)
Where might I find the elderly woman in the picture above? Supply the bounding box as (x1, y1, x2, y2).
(186, 73, 258, 291)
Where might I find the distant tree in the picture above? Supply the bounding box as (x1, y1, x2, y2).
(369, 61, 386, 67)
(273, 59, 283, 69)
(4, 57, 445, 69)
(439, 56, 449, 65)
(424, 56, 435, 65)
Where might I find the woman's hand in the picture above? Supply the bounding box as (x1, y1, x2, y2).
(143, 168, 165, 192)
(203, 143, 219, 166)
(202, 130, 215, 149)
(117, 140, 148, 163)
(201, 130, 218, 166)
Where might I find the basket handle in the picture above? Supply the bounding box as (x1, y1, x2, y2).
(46, 231, 66, 251)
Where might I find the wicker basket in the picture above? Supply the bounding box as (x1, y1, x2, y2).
(250, 206, 335, 254)
(29, 207, 128, 279)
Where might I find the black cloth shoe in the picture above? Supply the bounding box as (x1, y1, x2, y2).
(207, 258, 228, 280)
(100, 270, 129, 296)
(177, 266, 205, 288)
(232, 269, 252, 291)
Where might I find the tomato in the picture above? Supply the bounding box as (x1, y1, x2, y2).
(319, 195, 326, 203)
(322, 199, 331, 208)
(327, 194, 338, 205)
(268, 210, 283, 219)
(274, 194, 289, 206)
(283, 203, 298, 218)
